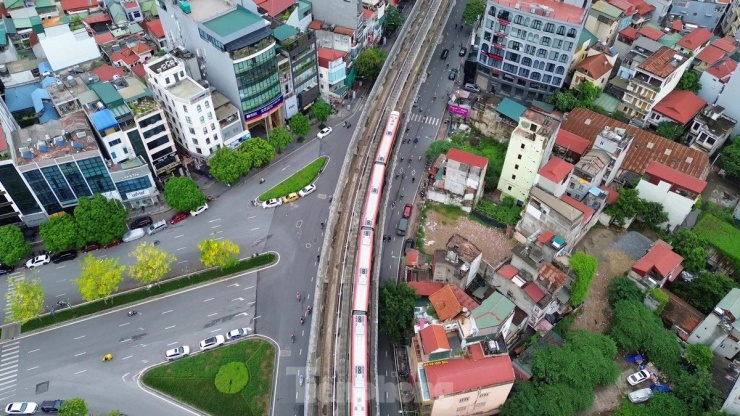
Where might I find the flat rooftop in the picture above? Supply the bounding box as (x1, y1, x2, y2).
(203, 6, 262, 38)
(491, 0, 587, 24)
(46, 76, 91, 105)
(167, 77, 205, 100)
(182, 0, 234, 23)
(13, 112, 98, 167)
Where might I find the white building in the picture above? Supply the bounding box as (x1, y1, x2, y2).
(698, 58, 737, 105)
(635, 161, 707, 231)
(427, 149, 489, 213)
(689, 288, 740, 360)
(317, 47, 348, 104)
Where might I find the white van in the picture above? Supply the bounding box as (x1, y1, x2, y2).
(147, 220, 168, 235)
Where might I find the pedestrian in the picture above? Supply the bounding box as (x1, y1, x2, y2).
(418, 156, 422, 161)
(455, 23, 457, 28)
(320, 222, 325, 229)
(412, 177, 416, 183)
(329, 195, 333, 203)
(317, 254, 320, 261)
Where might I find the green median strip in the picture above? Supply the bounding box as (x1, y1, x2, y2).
(259, 156, 327, 201)
(21, 253, 276, 333)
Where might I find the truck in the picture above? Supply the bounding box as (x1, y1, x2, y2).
(397, 218, 408, 236)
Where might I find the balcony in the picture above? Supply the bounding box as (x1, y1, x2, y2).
(128, 97, 159, 118)
(230, 38, 275, 61)
(495, 32, 507, 38)
(631, 72, 662, 92)
(492, 42, 506, 49)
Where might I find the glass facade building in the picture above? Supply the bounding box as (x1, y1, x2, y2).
(234, 44, 281, 115)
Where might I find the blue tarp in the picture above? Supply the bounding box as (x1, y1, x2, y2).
(89, 109, 118, 131)
(38, 61, 52, 75)
(38, 102, 59, 123)
(4, 83, 40, 112)
(31, 88, 50, 113)
(40, 76, 57, 88)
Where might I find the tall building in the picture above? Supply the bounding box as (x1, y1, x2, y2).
(477, 0, 589, 103)
(273, 27, 320, 118)
(668, 0, 728, 33)
(157, 0, 285, 133)
(721, 0, 740, 37)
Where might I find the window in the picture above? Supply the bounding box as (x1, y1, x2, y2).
(567, 28, 577, 38)
(189, 127, 195, 135)
(519, 68, 529, 78)
(205, 101, 210, 109)
(543, 74, 552, 83)
(512, 174, 517, 180)
(525, 45, 537, 55)
(186, 116, 192, 124)
(547, 63, 555, 72)
(553, 39, 563, 49)
(544, 23, 555, 33)
(108, 138, 122, 146)
(210, 123, 216, 130)
(208, 112, 213, 120)
(531, 20, 542, 30)
(559, 54, 569, 63)
(564, 41, 574, 51)
(193, 138, 199, 145)
(196, 105, 202, 113)
(196, 147, 202, 154)
(520, 143, 526, 149)
(527, 33, 534, 42)
(537, 49, 547, 58)
(480, 392, 489, 398)
(142, 125, 166, 139)
(522, 57, 532, 67)
(553, 76, 562, 85)
(517, 78, 526, 86)
(509, 40, 522, 50)
(557, 25, 566, 35)
(523, 17, 530, 27)
(540, 36, 550, 46)
(503, 63, 518, 73)
(206, 137, 211, 145)
(457, 407, 467, 412)
(549, 50, 558, 60)
(508, 185, 512, 191)
(199, 116, 205, 123)
(514, 15, 522, 24)
(182, 105, 187, 112)
(506, 52, 520, 62)
(556, 66, 565, 75)
(517, 154, 522, 159)
(459, 397, 470, 403)
(531, 72, 541, 81)
(515, 164, 519, 169)
(203, 127, 208, 134)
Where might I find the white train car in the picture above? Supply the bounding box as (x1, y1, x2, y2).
(352, 229, 373, 313)
(361, 164, 386, 229)
(350, 313, 368, 416)
(375, 111, 401, 165)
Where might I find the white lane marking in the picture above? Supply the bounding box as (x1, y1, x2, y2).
(211, 225, 221, 229)
(251, 227, 259, 231)
(122, 355, 133, 360)
(0, 374, 17, 382)
(0, 355, 18, 362)
(174, 235, 184, 239)
(245, 286, 254, 290)
(227, 283, 239, 288)
(247, 301, 256, 306)
(27, 349, 39, 354)
(208, 218, 221, 223)
(74, 370, 86, 375)
(210, 328, 221, 333)
(74, 335, 85, 340)
(231, 298, 244, 302)
(162, 310, 173, 314)
(56, 279, 66, 283)
(246, 216, 256, 219)
(167, 342, 178, 346)
(165, 325, 176, 330)
(74, 352, 86, 357)
(0, 383, 16, 391)
(282, 164, 291, 171)
(177, 247, 186, 251)
(56, 265, 66, 269)
(26, 366, 38, 371)
(119, 322, 130, 327)
(215, 237, 224, 240)
(55, 293, 67, 298)
(178, 260, 188, 264)
(207, 313, 218, 317)
(122, 372, 129, 382)
(204, 298, 214, 302)
(0, 390, 17, 400)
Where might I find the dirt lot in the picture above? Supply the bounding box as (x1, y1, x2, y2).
(420, 209, 516, 265)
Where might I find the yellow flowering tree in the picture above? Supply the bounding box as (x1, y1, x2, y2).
(76, 255, 125, 302)
(128, 242, 176, 286)
(5, 276, 44, 323)
(198, 239, 240, 269)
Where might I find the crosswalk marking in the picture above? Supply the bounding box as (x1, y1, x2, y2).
(408, 113, 441, 126)
(0, 341, 19, 400)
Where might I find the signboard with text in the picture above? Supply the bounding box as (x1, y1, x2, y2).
(448, 104, 470, 118)
(244, 95, 285, 123)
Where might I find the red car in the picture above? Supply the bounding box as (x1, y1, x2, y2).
(102, 239, 122, 249)
(169, 212, 188, 225)
(81, 243, 100, 253)
(403, 204, 413, 219)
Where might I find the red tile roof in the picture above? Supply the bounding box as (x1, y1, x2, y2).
(574, 53, 614, 80)
(645, 161, 707, 194)
(255, 0, 294, 17)
(632, 240, 683, 279)
(425, 354, 515, 398)
(538, 157, 573, 184)
(498, 264, 519, 280)
(599, 185, 619, 205)
(619, 26, 639, 40)
(334, 26, 355, 36)
(131, 64, 146, 79)
(91, 65, 125, 82)
(447, 148, 488, 169)
(145, 18, 164, 38)
(539, 263, 569, 288)
(83, 14, 111, 25)
(362, 8, 374, 19)
(61, 0, 96, 12)
(317, 47, 346, 67)
(639, 46, 686, 78)
(626, 0, 654, 14)
(561, 194, 595, 224)
(429, 286, 463, 321)
(672, 18, 683, 32)
(0, 128, 6, 152)
(695, 45, 726, 65)
(448, 284, 480, 313)
(419, 325, 450, 354)
(705, 57, 737, 81)
(677, 27, 712, 51)
(308, 20, 323, 30)
(637, 26, 664, 41)
(663, 289, 705, 340)
(555, 129, 590, 155)
(538, 230, 555, 244)
(560, 108, 709, 180)
(110, 48, 139, 66)
(712, 36, 737, 53)
(607, 0, 636, 15)
(406, 248, 420, 266)
(523, 282, 546, 302)
(651, 90, 706, 125)
(407, 282, 445, 297)
(94, 32, 115, 45)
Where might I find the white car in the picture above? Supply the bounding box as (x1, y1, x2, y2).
(199, 335, 225, 351)
(226, 328, 253, 341)
(628, 388, 653, 403)
(122, 228, 145, 243)
(298, 184, 316, 197)
(25, 254, 51, 269)
(165, 345, 190, 361)
(627, 370, 651, 386)
(5, 402, 38, 415)
(262, 198, 283, 209)
(190, 203, 209, 216)
(317, 127, 333, 139)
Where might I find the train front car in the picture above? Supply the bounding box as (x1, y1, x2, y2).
(375, 111, 401, 165)
(350, 313, 368, 416)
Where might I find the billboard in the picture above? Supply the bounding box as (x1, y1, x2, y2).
(448, 104, 470, 118)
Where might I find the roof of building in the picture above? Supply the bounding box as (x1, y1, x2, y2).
(491, 0, 586, 23)
(4, 83, 40, 112)
(632, 240, 683, 279)
(555, 129, 591, 155)
(447, 148, 488, 169)
(538, 230, 555, 244)
(472, 292, 515, 329)
(407, 282, 445, 297)
(539, 263, 569, 288)
(110, 48, 139, 65)
(696, 45, 726, 65)
(672, 18, 683, 32)
(705, 57, 737, 81)
(255, 0, 293, 17)
(83, 14, 111, 25)
(663, 289, 705, 340)
(449, 284, 480, 312)
(574, 53, 614, 80)
(523, 282, 546, 303)
(308, 20, 322, 30)
(619, 26, 639, 40)
(362, 8, 374, 19)
(429, 286, 463, 321)
(717, 289, 740, 326)
(530, 186, 584, 223)
(600, 185, 620, 205)
(497, 264, 519, 280)
(425, 353, 514, 398)
(591, 1, 623, 19)
(333, 26, 354, 36)
(576, 148, 610, 176)
(637, 26, 663, 41)
(203, 6, 261, 38)
(579, 28, 599, 47)
(60, 0, 97, 11)
(130, 64, 146, 79)
(677, 27, 712, 51)
(88, 108, 118, 131)
(638, 46, 687, 78)
(496, 97, 527, 122)
(94, 31, 114, 45)
(651, 90, 707, 125)
(562, 193, 596, 224)
(627, 0, 654, 15)
(91, 65, 125, 82)
(607, 0, 636, 15)
(538, 157, 573, 184)
(645, 161, 707, 194)
(273, 24, 298, 42)
(145, 18, 164, 38)
(317, 47, 345, 67)
(446, 234, 482, 263)
(39, 26, 101, 71)
(560, 108, 709, 179)
(419, 325, 450, 354)
(712, 36, 738, 53)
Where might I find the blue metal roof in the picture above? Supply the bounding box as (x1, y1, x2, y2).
(31, 88, 50, 113)
(38, 102, 59, 123)
(38, 61, 52, 75)
(4, 83, 40, 112)
(40, 76, 57, 88)
(89, 109, 118, 131)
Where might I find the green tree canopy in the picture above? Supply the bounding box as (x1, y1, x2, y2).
(648, 287, 669, 314)
(76, 255, 125, 302)
(671, 272, 737, 314)
(379, 282, 418, 343)
(656, 121, 685, 141)
(685, 344, 714, 371)
(356, 48, 386, 81)
(238, 138, 276, 168)
(549, 81, 601, 112)
(74, 194, 127, 245)
(501, 381, 592, 416)
(198, 238, 240, 269)
(638, 200, 669, 230)
(209, 147, 251, 185)
(672, 368, 719, 413)
(721, 137, 740, 179)
(607, 276, 644, 306)
(677, 70, 702, 93)
(384, 5, 404, 33)
(0, 224, 32, 266)
(5, 276, 44, 324)
(310, 99, 332, 124)
(605, 187, 641, 226)
(671, 228, 707, 273)
(267, 126, 293, 152)
(610, 300, 663, 351)
(289, 113, 311, 138)
(569, 252, 599, 306)
(461, 0, 485, 26)
(40, 212, 82, 253)
(578, 80, 602, 102)
(129, 242, 176, 286)
(163, 176, 206, 212)
(59, 398, 88, 416)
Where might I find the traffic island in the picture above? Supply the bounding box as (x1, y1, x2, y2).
(258, 156, 327, 201)
(142, 338, 275, 416)
(20, 253, 277, 333)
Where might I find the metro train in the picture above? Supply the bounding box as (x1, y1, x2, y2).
(350, 110, 401, 416)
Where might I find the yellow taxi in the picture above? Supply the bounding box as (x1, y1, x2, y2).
(283, 192, 300, 203)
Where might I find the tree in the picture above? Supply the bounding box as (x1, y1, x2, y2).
(677, 70, 702, 93)
(648, 287, 669, 314)
(672, 368, 719, 413)
(656, 121, 684, 141)
(549, 90, 581, 112)
(721, 137, 740, 179)
(198, 238, 240, 269)
(74, 194, 127, 245)
(384, 5, 404, 33)
(355, 48, 386, 81)
(569, 252, 598, 306)
(76, 255, 125, 302)
(310, 99, 332, 124)
(209, 147, 251, 185)
(578, 80, 602, 102)
(461, 0, 485, 26)
(609, 300, 663, 351)
(685, 344, 714, 371)
(5, 276, 44, 323)
(238, 138, 276, 168)
(607, 276, 643, 307)
(163, 176, 206, 213)
(267, 126, 293, 152)
(59, 398, 88, 416)
(638, 200, 669, 230)
(549, 81, 601, 112)
(501, 381, 591, 416)
(39, 212, 82, 253)
(0, 225, 31, 266)
(289, 113, 311, 138)
(605, 187, 641, 226)
(641, 393, 690, 416)
(128, 242, 176, 286)
(671, 272, 737, 314)
(671, 229, 707, 273)
(378, 281, 418, 343)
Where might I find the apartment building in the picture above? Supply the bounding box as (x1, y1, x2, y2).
(585, 1, 624, 46)
(645, 90, 706, 129)
(688, 289, 740, 360)
(317, 48, 348, 104)
(571, 45, 617, 90)
(687, 104, 737, 156)
(274, 27, 320, 117)
(668, 0, 728, 33)
(635, 161, 707, 230)
(720, 0, 740, 37)
(427, 149, 489, 213)
(477, 0, 589, 103)
(713, 58, 740, 137)
(628, 239, 684, 289)
(567, 126, 633, 200)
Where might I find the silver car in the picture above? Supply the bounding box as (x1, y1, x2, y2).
(165, 345, 190, 361)
(226, 328, 253, 341)
(628, 388, 652, 403)
(199, 335, 225, 351)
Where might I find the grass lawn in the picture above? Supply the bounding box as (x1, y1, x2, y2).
(694, 214, 740, 265)
(142, 338, 275, 416)
(259, 156, 327, 201)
